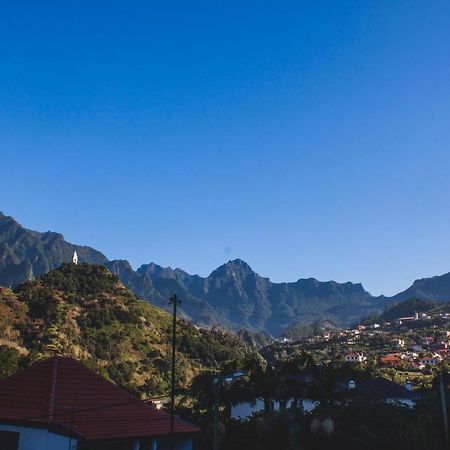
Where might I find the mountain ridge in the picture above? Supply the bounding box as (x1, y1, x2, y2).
(0, 262, 247, 392)
(2, 211, 450, 335)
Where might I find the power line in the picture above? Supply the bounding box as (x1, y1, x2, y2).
(15, 394, 171, 423)
(149, 297, 305, 321)
(139, 297, 299, 324)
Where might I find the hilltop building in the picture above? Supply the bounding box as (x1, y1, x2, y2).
(0, 357, 199, 450)
(395, 311, 419, 326)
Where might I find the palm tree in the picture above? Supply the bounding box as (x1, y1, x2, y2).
(239, 353, 280, 413)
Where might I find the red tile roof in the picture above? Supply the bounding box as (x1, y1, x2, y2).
(0, 357, 199, 441)
(378, 353, 402, 365)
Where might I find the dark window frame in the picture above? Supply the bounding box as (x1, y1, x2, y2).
(0, 430, 20, 450)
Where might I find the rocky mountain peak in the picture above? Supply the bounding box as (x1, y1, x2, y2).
(210, 259, 255, 279)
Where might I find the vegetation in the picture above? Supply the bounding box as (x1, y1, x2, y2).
(0, 263, 247, 396)
(187, 355, 449, 450)
(1, 262, 449, 449)
(360, 298, 439, 325)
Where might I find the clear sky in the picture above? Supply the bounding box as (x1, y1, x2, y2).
(1, 1, 450, 296)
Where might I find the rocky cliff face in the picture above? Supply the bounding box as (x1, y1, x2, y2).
(0, 212, 108, 286)
(391, 272, 450, 303)
(5, 211, 450, 335)
(134, 259, 381, 335)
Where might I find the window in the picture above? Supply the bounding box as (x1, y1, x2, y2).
(0, 431, 20, 450)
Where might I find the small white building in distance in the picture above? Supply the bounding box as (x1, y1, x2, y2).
(72, 251, 78, 265)
(418, 354, 442, 367)
(395, 312, 419, 326)
(344, 351, 366, 363)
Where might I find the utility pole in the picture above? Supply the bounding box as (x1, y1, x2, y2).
(213, 375, 221, 450)
(439, 371, 448, 448)
(169, 294, 180, 450)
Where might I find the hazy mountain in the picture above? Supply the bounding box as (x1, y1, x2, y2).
(391, 272, 450, 303)
(0, 211, 108, 286)
(358, 297, 444, 327)
(377, 298, 438, 322)
(3, 211, 450, 335)
(120, 258, 384, 334)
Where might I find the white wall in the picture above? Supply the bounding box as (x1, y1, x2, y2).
(231, 398, 318, 419)
(152, 436, 193, 450)
(0, 423, 77, 450)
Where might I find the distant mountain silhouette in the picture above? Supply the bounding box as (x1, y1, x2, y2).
(0, 211, 108, 286)
(119, 258, 383, 335)
(391, 272, 450, 302)
(2, 211, 450, 335)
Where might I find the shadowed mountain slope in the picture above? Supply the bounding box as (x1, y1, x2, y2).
(391, 272, 450, 303)
(0, 263, 247, 394)
(3, 212, 450, 335)
(0, 211, 108, 286)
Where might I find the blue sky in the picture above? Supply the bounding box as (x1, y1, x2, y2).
(1, 1, 450, 296)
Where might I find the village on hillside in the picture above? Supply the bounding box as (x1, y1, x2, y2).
(271, 307, 450, 389)
(0, 261, 450, 450)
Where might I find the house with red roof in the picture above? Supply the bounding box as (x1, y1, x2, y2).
(0, 357, 199, 450)
(378, 353, 403, 367)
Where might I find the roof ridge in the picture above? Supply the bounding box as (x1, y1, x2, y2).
(47, 357, 58, 422)
(0, 356, 200, 440)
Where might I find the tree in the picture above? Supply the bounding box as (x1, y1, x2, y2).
(0, 346, 22, 379)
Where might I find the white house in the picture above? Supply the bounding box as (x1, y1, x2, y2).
(0, 357, 199, 450)
(0, 425, 76, 450)
(418, 354, 442, 367)
(344, 351, 366, 363)
(393, 339, 405, 348)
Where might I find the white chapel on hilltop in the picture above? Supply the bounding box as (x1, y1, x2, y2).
(72, 251, 78, 265)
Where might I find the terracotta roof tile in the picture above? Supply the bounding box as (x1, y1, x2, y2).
(0, 357, 199, 440)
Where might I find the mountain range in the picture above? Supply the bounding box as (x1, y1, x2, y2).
(1, 211, 450, 336)
(0, 262, 246, 392)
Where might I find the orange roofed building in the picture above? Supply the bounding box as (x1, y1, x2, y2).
(379, 353, 403, 366)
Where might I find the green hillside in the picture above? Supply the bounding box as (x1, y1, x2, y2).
(0, 263, 247, 396)
(360, 297, 439, 325)
(379, 298, 439, 321)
